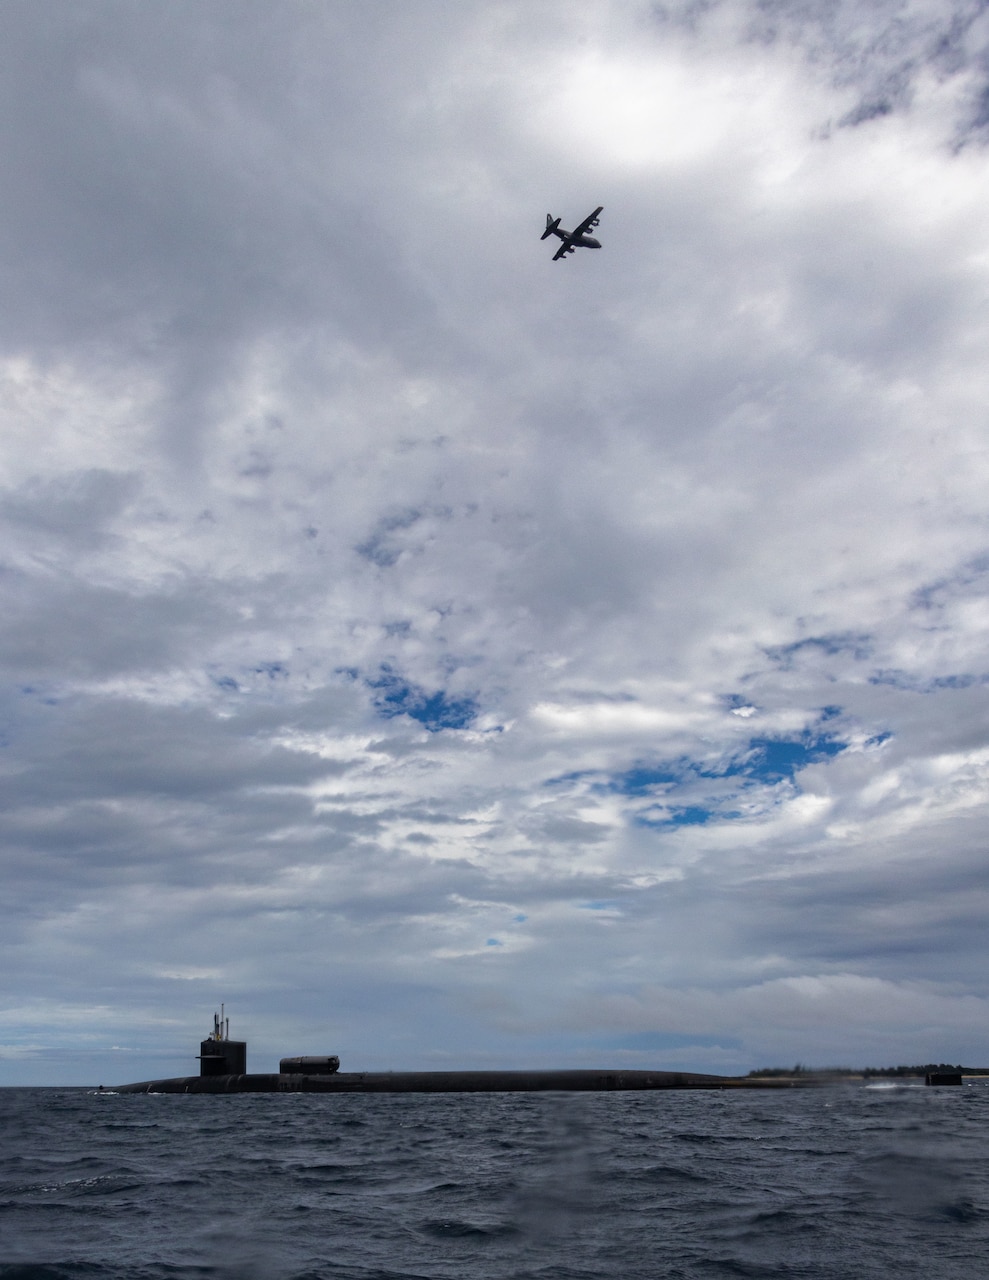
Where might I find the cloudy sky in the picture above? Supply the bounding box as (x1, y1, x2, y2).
(4, 0, 989, 1085)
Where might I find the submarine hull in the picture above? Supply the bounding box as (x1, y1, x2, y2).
(113, 1069, 807, 1094)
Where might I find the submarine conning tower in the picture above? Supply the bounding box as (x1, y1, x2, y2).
(197, 1004, 247, 1077)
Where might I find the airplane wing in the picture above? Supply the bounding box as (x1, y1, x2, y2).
(552, 242, 571, 261)
(571, 206, 603, 237)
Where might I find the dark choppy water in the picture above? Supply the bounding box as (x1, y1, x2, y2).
(1, 1082, 987, 1279)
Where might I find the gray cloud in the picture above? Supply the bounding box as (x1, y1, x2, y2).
(3, 0, 989, 1083)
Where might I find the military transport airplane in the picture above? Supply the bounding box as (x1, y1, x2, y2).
(541, 206, 603, 260)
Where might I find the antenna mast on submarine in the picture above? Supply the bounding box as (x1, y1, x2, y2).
(211, 1005, 227, 1042)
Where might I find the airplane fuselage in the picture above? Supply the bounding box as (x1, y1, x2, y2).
(542, 207, 603, 259)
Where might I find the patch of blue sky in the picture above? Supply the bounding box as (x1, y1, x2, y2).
(911, 555, 989, 610)
(438, 650, 479, 677)
(869, 669, 984, 691)
(601, 718, 848, 830)
(544, 769, 598, 789)
(607, 724, 846, 798)
(368, 664, 478, 732)
(254, 661, 288, 680)
(606, 763, 682, 794)
(354, 507, 422, 567)
(635, 804, 718, 828)
(20, 685, 59, 705)
(728, 733, 844, 784)
(765, 632, 873, 668)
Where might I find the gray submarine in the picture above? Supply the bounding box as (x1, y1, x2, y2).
(113, 1009, 807, 1094)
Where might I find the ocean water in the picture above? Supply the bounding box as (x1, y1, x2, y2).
(1, 1082, 987, 1279)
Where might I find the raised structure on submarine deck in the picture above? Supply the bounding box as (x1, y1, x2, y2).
(112, 1010, 810, 1094)
(197, 1005, 246, 1077)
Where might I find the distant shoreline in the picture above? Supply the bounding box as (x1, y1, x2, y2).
(748, 1063, 986, 1080)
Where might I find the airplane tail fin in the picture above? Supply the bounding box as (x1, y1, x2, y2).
(541, 215, 561, 241)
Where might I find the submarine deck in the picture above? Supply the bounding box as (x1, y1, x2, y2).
(112, 1069, 810, 1094)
